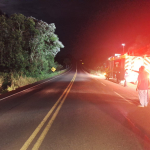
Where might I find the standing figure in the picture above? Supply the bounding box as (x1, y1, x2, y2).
(123, 69, 127, 87)
(136, 66, 149, 107)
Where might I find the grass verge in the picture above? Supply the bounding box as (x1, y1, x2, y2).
(0, 69, 66, 94)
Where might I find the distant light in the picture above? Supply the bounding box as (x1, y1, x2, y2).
(124, 53, 128, 57)
(115, 54, 121, 56)
(122, 43, 125, 46)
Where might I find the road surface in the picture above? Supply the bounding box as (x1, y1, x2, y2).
(0, 65, 150, 150)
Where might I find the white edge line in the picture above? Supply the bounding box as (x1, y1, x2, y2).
(0, 68, 71, 101)
(101, 82, 106, 86)
(114, 91, 132, 104)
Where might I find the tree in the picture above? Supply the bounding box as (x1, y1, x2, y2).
(0, 13, 38, 74)
(63, 58, 71, 68)
(0, 12, 64, 90)
(0, 13, 64, 76)
(28, 17, 64, 75)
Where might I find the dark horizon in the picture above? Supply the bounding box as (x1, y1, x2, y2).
(1, 0, 150, 65)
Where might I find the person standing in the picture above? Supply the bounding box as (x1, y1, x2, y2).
(136, 66, 149, 107)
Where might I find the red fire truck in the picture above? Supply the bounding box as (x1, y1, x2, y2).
(105, 54, 150, 85)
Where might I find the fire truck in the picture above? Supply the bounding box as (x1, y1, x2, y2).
(105, 54, 150, 85)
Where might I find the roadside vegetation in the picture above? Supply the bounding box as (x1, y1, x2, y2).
(86, 68, 102, 76)
(0, 70, 66, 94)
(0, 12, 65, 94)
(82, 64, 104, 76)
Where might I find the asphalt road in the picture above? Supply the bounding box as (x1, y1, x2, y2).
(0, 65, 150, 150)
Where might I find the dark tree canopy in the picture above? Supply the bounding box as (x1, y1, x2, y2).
(0, 13, 64, 76)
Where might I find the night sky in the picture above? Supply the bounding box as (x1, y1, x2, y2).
(1, 0, 150, 64)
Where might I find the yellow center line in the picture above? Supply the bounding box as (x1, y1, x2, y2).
(32, 73, 77, 150)
(20, 71, 77, 150)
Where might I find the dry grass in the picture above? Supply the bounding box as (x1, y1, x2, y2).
(1, 69, 66, 93)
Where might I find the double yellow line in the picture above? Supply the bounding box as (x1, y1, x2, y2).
(20, 70, 77, 150)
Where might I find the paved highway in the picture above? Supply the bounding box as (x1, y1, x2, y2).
(0, 65, 150, 150)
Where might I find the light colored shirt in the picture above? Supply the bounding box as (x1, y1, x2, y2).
(138, 71, 149, 90)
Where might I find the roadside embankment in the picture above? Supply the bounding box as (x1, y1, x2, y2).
(0, 69, 68, 95)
